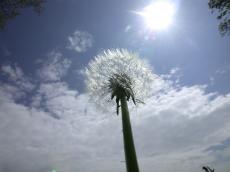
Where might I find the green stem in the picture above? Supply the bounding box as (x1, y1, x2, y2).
(120, 95, 140, 172)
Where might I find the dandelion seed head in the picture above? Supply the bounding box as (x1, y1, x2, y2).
(85, 49, 155, 111)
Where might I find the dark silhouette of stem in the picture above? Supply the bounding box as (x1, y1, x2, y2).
(203, 166, 215, 172)
(120, 95, 139, 172)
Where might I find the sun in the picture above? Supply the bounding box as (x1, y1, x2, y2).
(138, 1, 175, 31)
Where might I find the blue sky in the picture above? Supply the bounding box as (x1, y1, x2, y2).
(1, 0, 230, 93)
(0, 0, 230, 172)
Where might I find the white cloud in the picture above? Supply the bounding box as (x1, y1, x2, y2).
(170, 67, 180, 75)
(215, 67, 229, 75)
(209, 76, 215, 85)
(67, 30, 93, 53)
(31, 82, 80, 119)
(125, 25, 131, 32)
(1, 63, 35, 92)
(0, 82, 123, 172)
(0, 64, 230, 172)
(0, 83, 26, 102)
(160, 67, 182, 85)
(1, 63, 23, 80)
(36, 51, 71, 82)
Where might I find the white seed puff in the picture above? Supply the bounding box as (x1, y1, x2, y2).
(85, 49, 155, 111)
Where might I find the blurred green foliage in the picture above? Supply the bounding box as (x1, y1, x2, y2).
(208, 0, 230, 36)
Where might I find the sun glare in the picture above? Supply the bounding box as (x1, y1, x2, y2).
(138, 1, 175, 31)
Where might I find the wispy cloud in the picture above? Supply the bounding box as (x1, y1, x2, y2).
(215, 66, 230, 75)
(1, 63, 35, 92)
(209, 76, 215, 85)
(31, 82, 80, 119)
(36, 51, 71, 82)
(1, 63, 24, 81)
(67, 30, 93, 53)
(124, 25, 131, 32)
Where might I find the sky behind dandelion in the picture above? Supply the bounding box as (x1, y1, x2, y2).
(0, 0, 230, 172)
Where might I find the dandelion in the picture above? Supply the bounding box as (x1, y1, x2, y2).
(86, 49, 154, 172)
